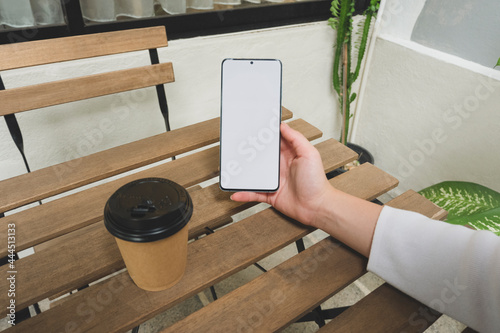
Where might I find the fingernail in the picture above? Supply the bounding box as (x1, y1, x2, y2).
(230, 194, 234, 201)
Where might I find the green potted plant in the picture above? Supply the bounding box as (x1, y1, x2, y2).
(419, 181, 500, 236)
(327, 0, 380, 176)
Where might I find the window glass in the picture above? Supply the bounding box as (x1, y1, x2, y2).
(411, 0, 500, 68)
(79, 0, 318, 24)
(0, 0, 65, 30)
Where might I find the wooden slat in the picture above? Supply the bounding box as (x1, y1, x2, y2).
(48, 213, 233, 302)
(5, 146, 218, 257)
(0, 26, 167, 71)
(316, 138, 359, 175)
(2, 147, 219, 259)
(0, 131, 334, 314)
(0, 109, 296, 257)
(385, 190, 448, 220)
(0, 63, 175, 116)
(165, 237, 365, 333)
(0, 115, 218, 214)
(7, 162, 398, 332)
(0, 118, 321, 313)
(186, 139, 358, 238)
(35, 185, 202, 255)
(316, 190, 447, 333)
(35, 137, 356, 252)
(331, 162, 399, 200)
(318, 284, 437, 333)
(386, 189, 448, 220)
(164, 190, 445, 333)
(42, 186, 223, 302)
(40, 136, 350, 300)
(46, 226, 242, 302)
(0, 107, 292, 214)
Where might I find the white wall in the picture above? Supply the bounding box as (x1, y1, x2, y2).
(352, 0, 500, 195)
(5, 0, 497, 202)
(0, 22, 347, 183)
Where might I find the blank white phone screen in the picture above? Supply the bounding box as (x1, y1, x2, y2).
(220, 59, 282, 192)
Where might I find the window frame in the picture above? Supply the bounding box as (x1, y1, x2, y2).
(0, 0, 370, 45)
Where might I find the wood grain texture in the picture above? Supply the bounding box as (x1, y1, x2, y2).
(163, 190, 446, 333)
(0, 63, 175, 116)
(39, 139, 347, 301)
(164, 237, 365, 333)
(7, 163, 398, 331)
(0, 118, 320, 313)
(0, 26, 168, 71)
(315, 138, 359, 175)
(34, 137, 352, 254)
(185, 139, 357, 238)
(385, 189, 448, 220)
(0, 135, 335, 313)
(0, 109, 296, 257)
(331, 162, 399, 201)
(317, 284, 437, 333)
(0, 107, 292, 214)
(36, 185, 201, 255)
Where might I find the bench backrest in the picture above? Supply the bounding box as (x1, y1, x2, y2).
(0, 26, 172, 116)
(0, 26, 173, 214)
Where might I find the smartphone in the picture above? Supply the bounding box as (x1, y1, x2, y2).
(219, 58, 282, 192)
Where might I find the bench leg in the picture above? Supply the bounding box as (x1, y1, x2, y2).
(294, 238, 350, 328)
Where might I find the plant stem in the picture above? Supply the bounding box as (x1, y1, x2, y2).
(342, 44, 348, 145)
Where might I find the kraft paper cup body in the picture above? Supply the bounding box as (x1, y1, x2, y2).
(104, 178, 193, 291)
(114, 225, 188, 291)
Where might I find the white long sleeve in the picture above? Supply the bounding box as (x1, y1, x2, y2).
(367, 206, 500, 332)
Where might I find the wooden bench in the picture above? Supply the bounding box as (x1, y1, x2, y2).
(0, 26, 464, 333)
(159, 193, 448, 333)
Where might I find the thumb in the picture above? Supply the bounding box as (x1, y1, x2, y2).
(231, 191, 269, 204)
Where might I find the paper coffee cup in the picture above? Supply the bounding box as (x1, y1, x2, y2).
(104, 178, 193, 291)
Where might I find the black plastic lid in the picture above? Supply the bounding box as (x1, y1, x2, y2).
(104, 178, 193, 243)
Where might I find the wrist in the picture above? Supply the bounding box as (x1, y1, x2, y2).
(312, 186, 383, 257)
(310, 185, 340, 230)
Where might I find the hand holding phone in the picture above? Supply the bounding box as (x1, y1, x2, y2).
(219, 59, 282, 192)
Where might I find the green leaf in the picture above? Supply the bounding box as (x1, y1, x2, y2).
(419, 181, 500, 219)
(447, 207, 500, 236)
(419, 181, 500, 235)
(328, 17, 338, 29)
(349, 92, 357, 103)
(496, 57, 500, 68)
